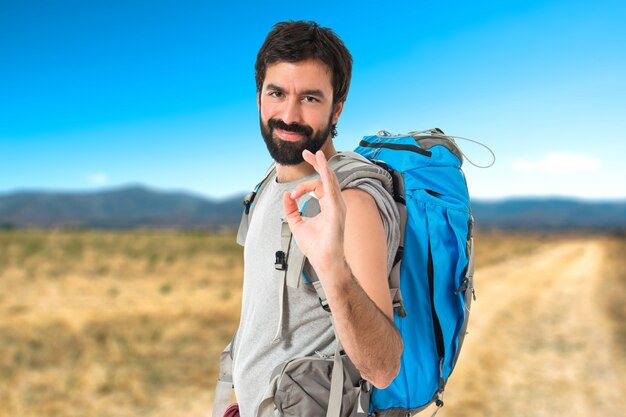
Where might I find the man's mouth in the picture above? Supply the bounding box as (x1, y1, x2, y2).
(267, 118, 312, 142)
(274, 128, 305, 142)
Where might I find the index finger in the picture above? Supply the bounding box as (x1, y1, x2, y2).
(302, 150, 340, 196)
(302, 149, 319, 171)
(313, 151, 340, 195)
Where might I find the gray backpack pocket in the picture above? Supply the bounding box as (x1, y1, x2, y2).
(272, 355, 367, 417)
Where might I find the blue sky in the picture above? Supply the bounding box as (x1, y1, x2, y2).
(1, 0, 625, 200)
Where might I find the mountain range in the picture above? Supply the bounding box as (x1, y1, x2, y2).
(0, 185, 624, 231)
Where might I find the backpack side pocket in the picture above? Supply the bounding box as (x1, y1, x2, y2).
(272, 355, 364, 417)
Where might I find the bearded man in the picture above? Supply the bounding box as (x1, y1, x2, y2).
(225, 21, 403, 417)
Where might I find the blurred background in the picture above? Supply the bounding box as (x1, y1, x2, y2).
(1, 0, 625, 416)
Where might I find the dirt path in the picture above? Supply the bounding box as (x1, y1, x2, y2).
(437, 239, 626, 417)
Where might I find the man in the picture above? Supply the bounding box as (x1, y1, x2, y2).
(231, 21, 403, 417)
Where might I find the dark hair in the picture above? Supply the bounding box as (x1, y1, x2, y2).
(255, 20, 353, 105)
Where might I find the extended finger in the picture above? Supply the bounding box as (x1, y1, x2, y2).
(302, 150, 319, 171)
(315, 151, 340, 196)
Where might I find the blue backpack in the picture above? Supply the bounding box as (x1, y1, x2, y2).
(213, 128, 476, 417)
(352, 129, 475, 415)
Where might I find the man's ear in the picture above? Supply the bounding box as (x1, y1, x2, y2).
(332, 101, 344, 124)
(257, 92, 261, 111)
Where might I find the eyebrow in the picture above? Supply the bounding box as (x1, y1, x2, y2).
(265, 83, 327, 99)
(301, 89, 326, 99)
(265, 83, 285, 93)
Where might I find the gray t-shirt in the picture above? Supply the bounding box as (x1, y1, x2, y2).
(232, 164, 400, 417)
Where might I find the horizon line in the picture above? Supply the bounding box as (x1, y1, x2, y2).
(1, 183, 625, 203)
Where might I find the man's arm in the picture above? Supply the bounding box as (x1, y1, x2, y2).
(325, 188, 403, 388)
(283, 150, 403, 388)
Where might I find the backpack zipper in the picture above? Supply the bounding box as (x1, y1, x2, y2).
(428, 240, 446, 360)
(358, 140, 432, 157)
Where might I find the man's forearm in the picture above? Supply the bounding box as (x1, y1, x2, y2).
(321, 260, 403, 388)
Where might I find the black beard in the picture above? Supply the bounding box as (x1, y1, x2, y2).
(260, 116, 333, 165)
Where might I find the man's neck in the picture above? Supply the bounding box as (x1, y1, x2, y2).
(275, 140, 337, 183)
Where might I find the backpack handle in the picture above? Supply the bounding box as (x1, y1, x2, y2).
(377, 129, 496, 169)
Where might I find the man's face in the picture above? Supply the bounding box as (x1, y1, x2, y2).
(258, 59, 343, 165)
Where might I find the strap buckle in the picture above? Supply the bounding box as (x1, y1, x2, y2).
(275, 251, 287, 270)
(243, 191, 256, 214)
(454, 277, 469, 295)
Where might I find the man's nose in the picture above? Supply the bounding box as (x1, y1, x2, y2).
(280, 97, 303, 125)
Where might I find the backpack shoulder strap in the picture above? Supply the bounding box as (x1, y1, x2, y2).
(330, 152, 394, 195)
(236, 163, 276, 246)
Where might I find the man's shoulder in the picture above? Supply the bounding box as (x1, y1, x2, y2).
(341, 187, 376, 207)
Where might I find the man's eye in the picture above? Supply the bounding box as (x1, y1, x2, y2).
(303, 96, 319, 103)
(268, 91, 283, 98)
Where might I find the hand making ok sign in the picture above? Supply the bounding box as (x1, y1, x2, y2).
(282, 149, 347, 278)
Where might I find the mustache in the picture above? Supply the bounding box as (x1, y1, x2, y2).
(267, 118, 313, 136)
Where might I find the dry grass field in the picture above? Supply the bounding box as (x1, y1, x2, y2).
(0, 229, 243, 417)
(0, 229, 624, 417)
